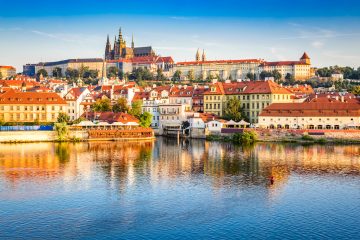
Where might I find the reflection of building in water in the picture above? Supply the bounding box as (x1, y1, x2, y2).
(0, 143, 60, 183)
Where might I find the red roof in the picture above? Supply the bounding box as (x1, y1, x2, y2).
(0, 89, 66, 104)
(260, 61, 309, 66)
(176, 59, 262, 66)
(0, 66, 16, 70)
(260, 102, 360, 117)
(83, 112, 139, 124)
(219, 81, 293, 95)
(300, 52, 310, 59)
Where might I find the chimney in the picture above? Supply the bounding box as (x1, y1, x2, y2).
(341, 96, 344, 102)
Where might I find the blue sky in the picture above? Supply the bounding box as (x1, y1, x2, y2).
(1, 0, 360, 71)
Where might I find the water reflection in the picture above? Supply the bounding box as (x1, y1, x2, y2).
(0, 139, 359, 192)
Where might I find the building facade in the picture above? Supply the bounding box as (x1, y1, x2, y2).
(0, 90, 67, 123)
(105, 28, 155, 60)
(259, 102, 360, 129)
(0, 66, 16, 79)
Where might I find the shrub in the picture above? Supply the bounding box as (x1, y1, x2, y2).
(301, 134, 315, 141)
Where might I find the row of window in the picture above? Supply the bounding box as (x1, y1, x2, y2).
(0, 106, 64, 111)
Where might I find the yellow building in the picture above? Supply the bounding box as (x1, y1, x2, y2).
(0, 66, 16, 79)
(0, 90, 67, 123)
(204, 80, 294, 123)
(258, 52, 312, 80)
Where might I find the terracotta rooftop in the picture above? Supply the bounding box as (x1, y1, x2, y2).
(0, 89, 66, 104)
(83, 112, 139, 124)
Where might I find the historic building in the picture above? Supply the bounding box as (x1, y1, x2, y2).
(0, 89, 67, 123)
(105, 28, 155, 60)
(259, 52, 312, 80)
(0, 66, 16, 79)
(172, 51, 313, 81)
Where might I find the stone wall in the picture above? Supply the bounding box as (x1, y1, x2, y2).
(0, 131, 56, 142)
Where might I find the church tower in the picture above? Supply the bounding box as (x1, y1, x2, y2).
(300, 52, 311, 65)
(131, 34, 134, 49)
(202, 49, 206, 62)
(105, 35, 112, 60)
(113, 36, 119, 59)
(195, 49, 200, 62)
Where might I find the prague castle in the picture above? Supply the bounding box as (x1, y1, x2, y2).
(105, 28, 155, 60)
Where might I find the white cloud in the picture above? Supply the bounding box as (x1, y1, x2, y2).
(311, 41, 324, 48)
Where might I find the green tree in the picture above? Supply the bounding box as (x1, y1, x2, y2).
(65, 68, 79, 80)
(272, 70, 282, 81)
(119, 70, 124, 80)
(187, 70, 195, 81)
(285, 73, 295, 85)
(224, 98, 243, 122)
(36, 69, 48, 79)
(91, 98, 112, 112)
(107, 66, 119, 78)
(172, 70, 181, 82)
(52, 67, 63, 78)
(112, 98, 130, 113)
(57, 112, 70, 123)
(54, 122, 69, 141)
(129, 100, 143, 118)
(246, 72, 256, 81)
(351, 85, 360, 95)
(156, 68, 166, 81)
(232, 131, 257, 145)
(139, 112, 152, 127)
(259, 71, 272, 80)
(78, 64, 89, 79)
(83, 69, 99, 79)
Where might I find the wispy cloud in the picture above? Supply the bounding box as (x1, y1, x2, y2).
(311, 41, 324, 48)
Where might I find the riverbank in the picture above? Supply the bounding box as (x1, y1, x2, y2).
(0, 130, 155, 143)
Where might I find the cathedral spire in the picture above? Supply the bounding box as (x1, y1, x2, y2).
(202, 49, 206, 62)
(195, 48, 200, 62)
(119, 27, 123, 42)
(131, 34, 134, 49)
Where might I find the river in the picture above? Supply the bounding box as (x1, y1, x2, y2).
(0, 138, 359, 239)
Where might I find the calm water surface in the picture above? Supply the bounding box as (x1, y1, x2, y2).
(0, 138, 360, 239)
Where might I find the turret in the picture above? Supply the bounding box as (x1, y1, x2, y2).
(105, 35, 112, 60)
(300, 52, 311, 65)
(202, 49, 206, 62)
(195, 49, 200, 62)
(131, 34, 134, 49)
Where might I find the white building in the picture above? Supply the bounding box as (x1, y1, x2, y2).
(64, 87, 90, 121)
(259, 102, 360, 129)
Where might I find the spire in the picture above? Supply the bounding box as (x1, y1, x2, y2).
(106, 34, 110, 44)
(196, 48, 200, 62)
(202, 49, 206, 62)
(131, 34, 134, 49)
(119, 27, 123, 42)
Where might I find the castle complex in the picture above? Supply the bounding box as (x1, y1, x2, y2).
(105, 28, 155, 60)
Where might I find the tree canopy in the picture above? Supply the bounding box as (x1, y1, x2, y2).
(36, 69, 48, 79)
(112, 98, 130, 113)
(139, 112, 152, 127)
(91, 98, 112, 112)
(172, 70, 181, 82)
(129, 100, 143, 118)
(57, 112, 70, 123)
(224, 98, 243, 122)
(52, 67, 63, 78)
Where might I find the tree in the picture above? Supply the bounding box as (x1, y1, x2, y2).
(65, 68, 79, 80)
(129, 100, 143, 118)
(112, 98, 130, 113)
(139, 112, 152, 127)
(246, 72, 256, 81)
(54, 122, 69, 141)
(128, 68, 154, 81)
(187, 70, 195, 81)
(57, 112, 70, 123)
(285, 73, 295, 85)
(36, 69, 48, 79)
(91, 98, 112, 112)
(232, 131, 257, 145)
(197, 72, 204, 81)
(156, 68, 166, 81)
(83, 69, 99, 79)
(259, 71, 272, 80)
(78, 64, 89, 79)
(224, 98, 243, 122)
(107, 66, 119, 78)
(0, 72, 2, 79)
(52, 67, 63, 78)
(351, 86, 360, 95)
(272, 70, 282, 81)
(172, 70, 181, 82)
(119, 70, 124, 80)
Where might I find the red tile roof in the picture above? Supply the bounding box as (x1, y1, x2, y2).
(260, 61, 309, 66)
(260, 102, 360, 117)
(83, 112, 139, 124)
(301, 52, 310, 59)
(176, 59, 262, 66)
(0, 66, 16, 70)
(0, 89, 66, 104)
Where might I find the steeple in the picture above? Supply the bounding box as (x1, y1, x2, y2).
(105, 34, 112, 60)
(195, 49, 200, 62)
(131, 34, 134, 49)
(202, 49, 206, 62)
(118, 27, 123, 42)
(300, 52, 311, 64)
